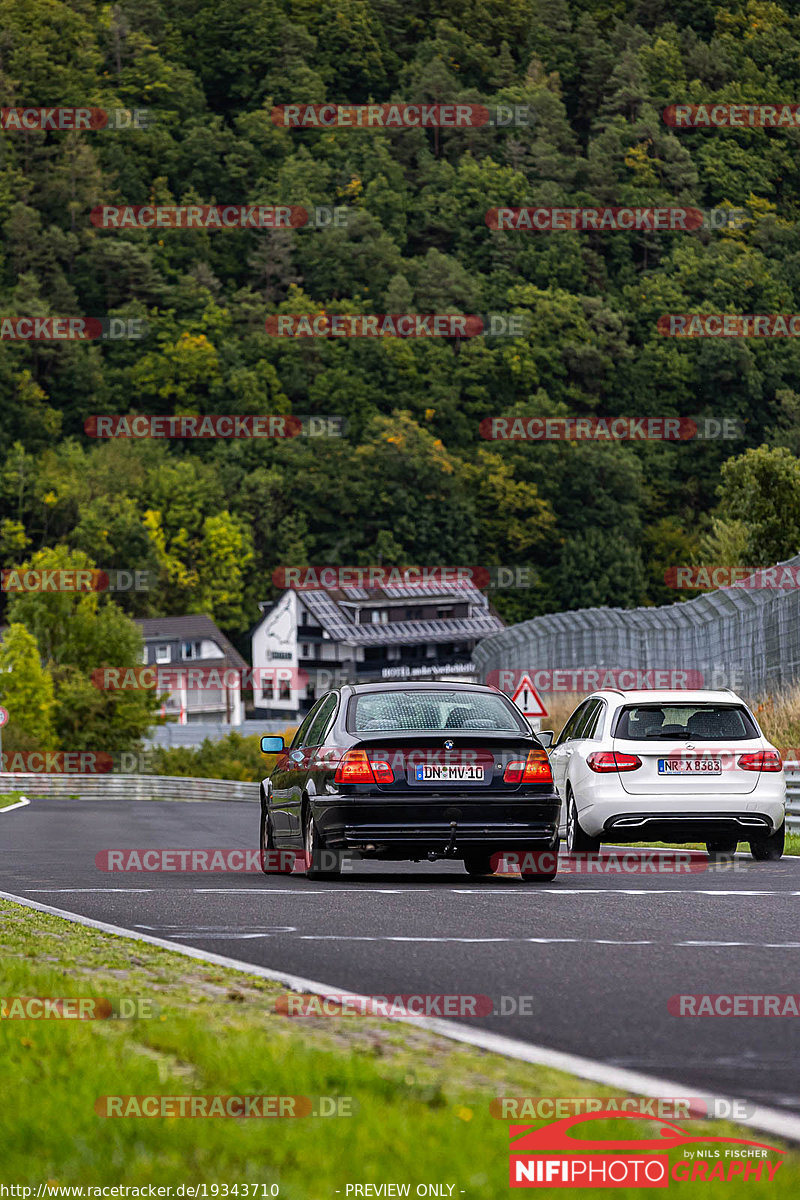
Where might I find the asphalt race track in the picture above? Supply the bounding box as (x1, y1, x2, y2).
(3, 797, 799, 1115)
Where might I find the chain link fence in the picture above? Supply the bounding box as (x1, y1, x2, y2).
(474, 554, 800, 701)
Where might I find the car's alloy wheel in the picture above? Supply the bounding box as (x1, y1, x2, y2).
(463, 852, 494, 876)
(566, 791, 600, 853)
(750, 822, 785, 861)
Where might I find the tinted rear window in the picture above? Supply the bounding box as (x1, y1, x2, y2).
(615, 704, 757, 741)
(349, 690, 525, 733)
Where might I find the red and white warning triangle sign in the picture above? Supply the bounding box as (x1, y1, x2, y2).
(510, 674, 548, 718)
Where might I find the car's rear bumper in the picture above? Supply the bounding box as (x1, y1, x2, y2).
(312, 794, 561, 858)
(600, 810, 782, 841)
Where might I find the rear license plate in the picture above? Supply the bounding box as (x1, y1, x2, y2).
(658, 758, 722, 775)
(413, 765, 485, 782)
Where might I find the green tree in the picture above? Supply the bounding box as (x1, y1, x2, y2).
(0, 623, 56, 753)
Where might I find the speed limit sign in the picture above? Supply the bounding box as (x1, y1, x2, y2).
(0, 707, 8, 728)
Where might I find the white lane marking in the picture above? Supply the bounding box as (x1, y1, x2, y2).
(0, 796, 29, 814)
(19, 887, 424, 895)
(17, 886, 800, 896)
(1, 887, 800, 1148)
(297, 934, 800, 948)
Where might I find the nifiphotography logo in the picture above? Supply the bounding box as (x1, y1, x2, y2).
(508, 1111, 784, 1187)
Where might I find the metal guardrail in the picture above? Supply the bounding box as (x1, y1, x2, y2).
(0, 773, 260, 803)
(784, 763, 800, 833)
(5, 770, 798, 830)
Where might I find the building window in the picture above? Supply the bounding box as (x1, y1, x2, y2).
(437, 607, 454, 619)
(141, 647, 148, 664)
(279, 679, 291, 701)
(369, 609, 388, 624)
(182, 640, 202, 660)
(155, 644, 170, 663)
(302, 644, 310, 658)
(262, 681, 275, 701)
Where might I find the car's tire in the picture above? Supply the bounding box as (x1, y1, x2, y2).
(463, 852, 494, 876)
(519, 839, 559, 883)
(259, 797, 276, 875)
(750, 822, 785, 861)
(303, 807, 341, 879)
(566, 791, 600, 853)
(705, 838, 738, 858)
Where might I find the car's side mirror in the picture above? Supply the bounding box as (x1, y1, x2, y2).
(538, 730, 554, 749)
(261, 735, 285, 753)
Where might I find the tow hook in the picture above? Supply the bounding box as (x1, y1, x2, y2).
(444, 819, 458, 858)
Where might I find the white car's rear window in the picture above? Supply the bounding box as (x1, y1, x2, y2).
(615, 704, 758, 741)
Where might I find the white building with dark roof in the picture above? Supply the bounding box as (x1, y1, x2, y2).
(136, 614, 247, 726)
(250, 581, 505, 718)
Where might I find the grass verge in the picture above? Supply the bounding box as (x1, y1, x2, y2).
(0, 897, 796, 1194)
(0, 792, 26, 810)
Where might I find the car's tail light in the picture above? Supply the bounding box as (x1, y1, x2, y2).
(737, 750, 783, 772)
(333, 750, 394, 784)
(504, 749, 553, 784)
(587, 751, 642, 773)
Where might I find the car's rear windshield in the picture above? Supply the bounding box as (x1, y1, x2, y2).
(614, 704, 758, 741)
(348, 690, 526, 733)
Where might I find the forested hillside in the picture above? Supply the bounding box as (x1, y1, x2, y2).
(3, 0, 800, 648)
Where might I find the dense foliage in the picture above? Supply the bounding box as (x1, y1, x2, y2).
(3, 0, 800, 686)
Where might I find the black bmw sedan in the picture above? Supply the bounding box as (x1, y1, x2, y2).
(259, 681, 560, 881)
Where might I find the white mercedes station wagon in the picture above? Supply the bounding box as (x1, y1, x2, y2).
(542, 689, 786, 859)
